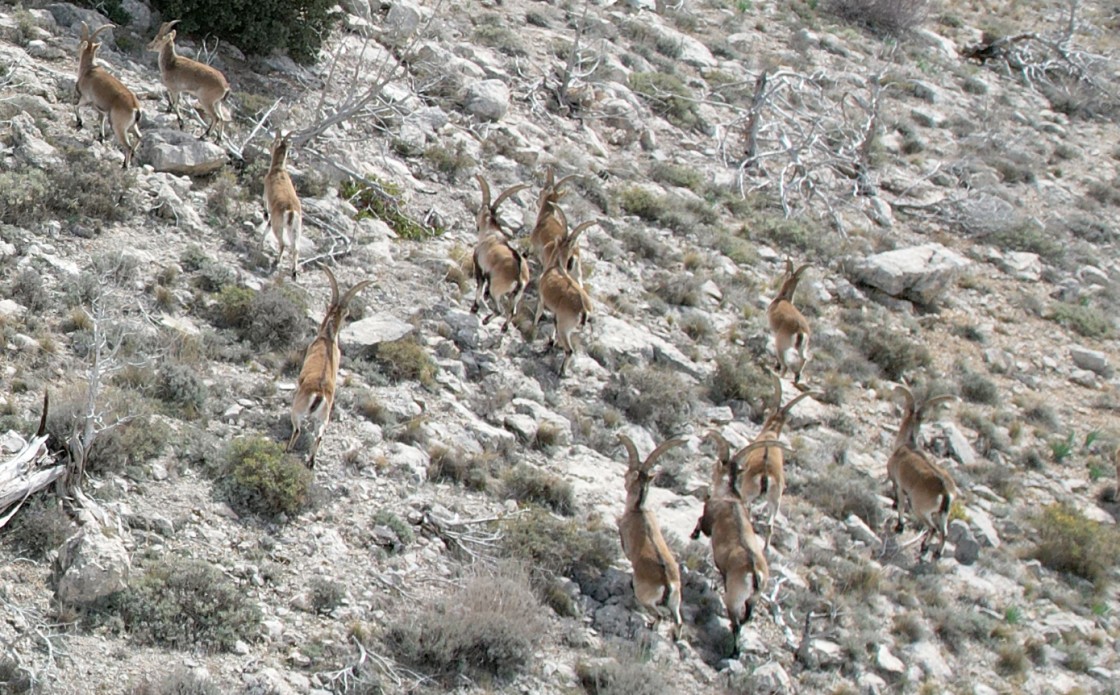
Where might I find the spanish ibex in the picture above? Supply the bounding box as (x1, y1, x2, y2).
(146, 20, 231, 140)
(887, 385, 959, 559)
(692, 435, 789, 657)
(263, 131, 303, 279)
(472, 175, 530, 334)
(288, 267, 371, 468)
(75, 23, 141, 169)
(530, 166, 583, 284)
(618, 433, 688, 640)
(768, 259, 812, 388)
(533, 208, 595, 377)
(733, 374, 819, 549)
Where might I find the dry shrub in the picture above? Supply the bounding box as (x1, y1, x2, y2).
(388, 565, 546, 683)
(1033, 502, 1120, 588)
(827, 0, 931, 35)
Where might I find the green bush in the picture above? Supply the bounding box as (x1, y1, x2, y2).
(150, 0, 337, 63)
(1033, 502, 1120, 587)
(372, 509, 415, 552)
(602, 364, 695, 436)
(577, 652, 664, 695)
(341, 177, 443, 240)
(500, 507, 617, 581)
(44, 388, 168, 475)
(853, 328, 932, 381)
(959, 370, 1000, 405)
(629, 72, 700, 128)
(388, 566, 546, 683)
(309, 577, 345, 614)
(1050, 302, 1112, 339)
(0, 495, 74, 560)
(0, 656, 31, 694)
(226, 436, 312, 517)
(0, 149, 134, 227)
(501, 464, 575, 515)
(110, 557, 261, 652)
(158, 363, 209, 419)
(213, 283, 307, 348)
(708, 352, 773, 414)
(375, 338, 437, 387)
(827, 0, 931, 36)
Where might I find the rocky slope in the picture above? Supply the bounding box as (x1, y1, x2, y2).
(1, 0, 1119, 693)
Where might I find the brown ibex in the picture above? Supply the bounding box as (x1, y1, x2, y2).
(530, 166, 583, 283)
(618, 433, 688, 640)
(472, 175, 530, 334)
(533, 208, 595, 377)
(75, 23, 142, 169)
(288, 267, 371, 468)
(768, 259, 812, 388)
(146, 20, 231, 140)
(887, 385, 959, 559)
(262, 131, 303, 279)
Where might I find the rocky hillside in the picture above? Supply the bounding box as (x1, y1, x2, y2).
(1, 0, 1119, 693)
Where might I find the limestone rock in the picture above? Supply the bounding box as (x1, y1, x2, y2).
(139, 130, 228, 176)
(54, 525, 130, 605)
(384, 1, 423, 45)
(1069, 344, 1112, 377)
(341, 314, 414, 348)
(747, 662, 793, 694)
(850, 243, 969, 304)
(462, 79, 510, 122)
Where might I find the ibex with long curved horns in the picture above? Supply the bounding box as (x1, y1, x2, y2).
(530, 166, 583, 283)
(472, 175, 530, 335)
(288, 267, 371, 468)
(618, 433, 688, 640)
(887, 385, 959, 559)
(533, 207, 596, 377)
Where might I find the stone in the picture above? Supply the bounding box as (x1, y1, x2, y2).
(512, 399, 572, 446)
(953, 532, 980, 566)
(1069, 344, 1112, 377)
(54, 525, 130, 605)
(940, 423, 977, 466)
(997, 251, 1041, 281)
(340, 314, 414, 348)
(969, 508, 1001, 548)
(119, 0, 151, 31)
(384, 1, 423, 45)
(47, 4, 114, 42)
(462, 79, 510, 122)
(876, 644, 906, 675)
(850, 243, 970, 304)
(593, 315, 706, 379)
(138, 130, 228, 176)
(907, 641, 952, 680)
(747, 662, 793, 694)
(845, 514, 880, 546)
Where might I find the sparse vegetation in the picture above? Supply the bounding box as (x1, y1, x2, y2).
(342, 177, 443, 241)
(827, 0, 931, 36)
(388, 566, 546, 683)
(603, 364, 696, 437)
(0, 495, 74, 560)
(225, 436, 312, 517)
(1050, 301, 1113, 339)
(1033, 502, 1120, 588)
(374, 338, 438, 387)
(128, 667, 221, 695)
(502, 464, 575, 515)
(629, 72, 701, 128)
(106, 556, 261, 652)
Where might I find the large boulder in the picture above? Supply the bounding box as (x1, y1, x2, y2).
(54, 525, 130, 605)
(340, 314, 414, 348)
(138, 130, 228, 176)
(462, 79, 510, 122)
(850, 243, 969, 304)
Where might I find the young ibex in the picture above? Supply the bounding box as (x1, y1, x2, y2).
(75, 23, 142, 169)
(887, 385, 959, 559)
(288, 267, 371, 468)
(146, 20, 231, 140)
(530, 166, 583, 283)
(618, 433, 688, 639)
(533, 209, 595, 377)
(262, 132, 303, 279)
(472, 175, 530, 334)
(733, 375, 819, 549)
(692, 435, 789, 657)
(768, 259, 812, 388)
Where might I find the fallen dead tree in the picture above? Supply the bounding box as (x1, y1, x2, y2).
(0, 392, 62, 529)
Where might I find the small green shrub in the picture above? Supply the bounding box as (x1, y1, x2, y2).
(213, 285, 255, 329)
(375, 338, 437, 387)
(110, 557, 261, 652)
(149, 0, 336, 63)
(372, 509, 415, 551)
(309, 578, 346, 614)
(0, 149, 134, 226)
(502, 464, 575, 515)
(427, 446, 497, 491)
(602, 364, 696, 436)
(158, 363, 209, 419)
(827, 0, 931, 36)
(802, 467, 884, 527)
(1033, 502, 1120, 587)
(959, 370, 1000, 405)
(473, 14, 528, 56)
(0, 656, 31, 694)
(10, 268, 49, 313)
(853, 328, 932, 381)
(44, 389, 168, 475)
(341, 177, 443, 240)
(996, 641, 1028, 676)
(501, 507, 617, 581)
(0, 495, 74, 560)
(1050, 302, 1112, 338)
(649, 161, 706, 193)
(226, 436, 312, 517)
(708, 353, 773, 415)
(629, 72, 700, 128)
(388, 566, 546, 683)
(242, 284, 308, 348)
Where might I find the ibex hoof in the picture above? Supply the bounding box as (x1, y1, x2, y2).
(470, 304, 479, 314)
